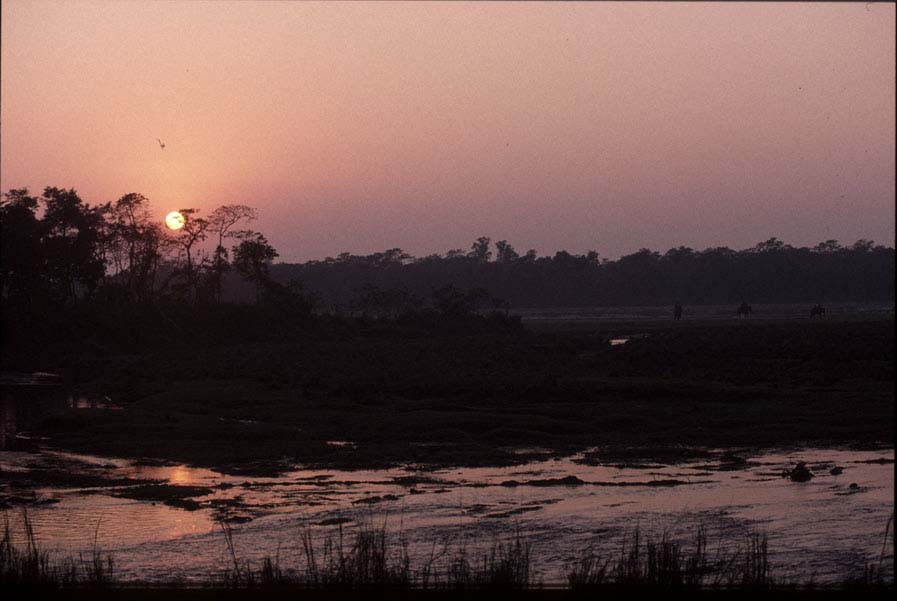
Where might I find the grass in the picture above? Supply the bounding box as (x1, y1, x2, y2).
(1, 510, 114, 589)
(849, 511, 895, 590)
(186, 519, 897, 592)
(10, 508, 888, 592)
(1, 509, 893, 593)
(568, 527, 772, 591)
(217, 517, 536, 591)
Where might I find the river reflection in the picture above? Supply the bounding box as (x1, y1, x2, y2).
(1, 447, 893, 585)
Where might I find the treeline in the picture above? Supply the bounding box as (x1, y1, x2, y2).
(0, 189, 521, 365)
(225, 236, 895, 308)
(0, 187, 325, 363)
(0, 187, 296, 309)
(3, 186, 894, 326)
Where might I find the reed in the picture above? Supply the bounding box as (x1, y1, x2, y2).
(570, 526, 772, 591)
(1, 509, 893, 591)
(1, 509, 114, 589)
(445, 528, 533, 590)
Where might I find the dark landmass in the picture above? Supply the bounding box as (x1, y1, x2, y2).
(30, 317, 893, 475)
(1, 188, 893, 477)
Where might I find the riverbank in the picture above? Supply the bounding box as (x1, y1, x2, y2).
(17, 317, 890, 475)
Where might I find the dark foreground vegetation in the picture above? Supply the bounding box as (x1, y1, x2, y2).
(2, 510, 893, 595)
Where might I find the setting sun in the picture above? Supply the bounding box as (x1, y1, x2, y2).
(165, 211, 185, 230)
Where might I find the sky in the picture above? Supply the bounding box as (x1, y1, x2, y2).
(1, 1, 894, 262)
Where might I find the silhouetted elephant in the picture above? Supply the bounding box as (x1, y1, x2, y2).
(736, 302, 752, 318)
(810, 304, 826, 318)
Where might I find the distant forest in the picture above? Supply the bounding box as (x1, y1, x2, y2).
(227, 236, 895, 310)
(2, 187, 894, 327)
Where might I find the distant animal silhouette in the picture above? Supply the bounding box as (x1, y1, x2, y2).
(736, 302, 752, 318)
(810, 304, 826, 319)
(157, 138, 166, 150)
(673, 302, 683, 321)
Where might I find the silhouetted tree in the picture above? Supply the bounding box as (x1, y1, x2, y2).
(40, 187, 106, 302)
(521, 249, 538, 262)
(468, 237, 492, 262)
(752, 237, 790, 253)
(170, 208, 209, 302)
(495, 240, 519, 263)
(851, 239, 875, 252)
(0, 189, 42, 306)
(207, 205, 257, 303)
(813, 240, 842, 253)
(107, 193, 168, 304)
(233, 232, 278, 303)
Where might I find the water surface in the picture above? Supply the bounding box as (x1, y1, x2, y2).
(2, 446, 892, 585)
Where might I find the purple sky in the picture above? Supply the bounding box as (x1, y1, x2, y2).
(2, 1, 894, 261)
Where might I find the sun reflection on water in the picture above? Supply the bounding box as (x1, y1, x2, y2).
(169, 466, 192, 485)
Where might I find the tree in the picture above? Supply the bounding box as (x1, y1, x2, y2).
(495, 240, 519, 263)
(752, 237, 789, 253)
(663, 246, 694, 262)
(377, 248, 411, 267)
(207, 205, 257, 303)
(468, 236, 492, 262)
(0, 189, 42, 304)
(850, 239, 875, 253)
(232, 232, 278, 303)
(170, 208, 210, 302)
(107, 193, 168, 303)
(813, 240, 842, 253)
(40, 187, 106, 302)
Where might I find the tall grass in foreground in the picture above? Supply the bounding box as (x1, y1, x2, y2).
(216, 518, 890, 591)
(2, 509, 893, 591)
(0, 510, 114, 589)
(849, 511, 895, 590)
(568, 527, 772, 591)
(221, 518, 533, 590)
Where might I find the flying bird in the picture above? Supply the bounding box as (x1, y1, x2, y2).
(157, 138, 166, 150)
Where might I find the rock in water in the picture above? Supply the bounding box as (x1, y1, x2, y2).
(788, 462, 813, 482)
